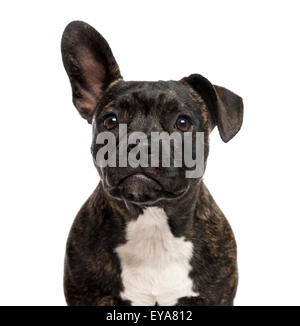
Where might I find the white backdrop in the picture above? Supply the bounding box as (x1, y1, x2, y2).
(0, 0, 299, 306)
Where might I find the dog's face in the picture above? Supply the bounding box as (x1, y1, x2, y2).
(90, 79, 211, 205)
(61, 21, 243, 207)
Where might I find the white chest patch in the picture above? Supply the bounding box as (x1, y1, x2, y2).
(115, 207, 199, 306)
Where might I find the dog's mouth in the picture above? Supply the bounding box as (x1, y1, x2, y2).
(106, 172, 187, 205)
(120, 173, 162, 203)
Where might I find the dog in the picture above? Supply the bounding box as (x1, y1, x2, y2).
(61, 21, 243, 306)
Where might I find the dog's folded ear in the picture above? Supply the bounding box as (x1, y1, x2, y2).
(181, 74, 243, 142)
(61, 21, 122, 122)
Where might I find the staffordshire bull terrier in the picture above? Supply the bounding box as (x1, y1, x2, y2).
(61, 21, 243, 306)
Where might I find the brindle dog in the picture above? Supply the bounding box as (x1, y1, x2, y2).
(61, 21, 243, 306)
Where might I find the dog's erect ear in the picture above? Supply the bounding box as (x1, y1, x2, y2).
(61, 21, 122, 122)
(181, 74, 243, 142)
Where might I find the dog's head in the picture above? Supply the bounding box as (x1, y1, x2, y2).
(61, 21, 243, 207)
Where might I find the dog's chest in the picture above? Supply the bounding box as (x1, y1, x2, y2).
(115, 207, 199, 306)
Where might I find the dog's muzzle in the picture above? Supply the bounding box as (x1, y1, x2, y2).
(119, 173, 162, 204)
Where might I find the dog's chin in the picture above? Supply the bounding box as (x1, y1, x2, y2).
(105, 173, 187, 206)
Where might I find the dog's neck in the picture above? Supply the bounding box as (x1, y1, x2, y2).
(95, 179, 207, 238)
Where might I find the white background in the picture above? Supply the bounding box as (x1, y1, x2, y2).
(0, 0, 299, 306)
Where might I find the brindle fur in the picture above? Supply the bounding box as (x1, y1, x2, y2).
(61, 21, 242, 306)
(65, 181, 237, 306)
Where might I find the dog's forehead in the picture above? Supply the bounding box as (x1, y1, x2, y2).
(94, 79, 211, 130)
(106, 80, 194, 109)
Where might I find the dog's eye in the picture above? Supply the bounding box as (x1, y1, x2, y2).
(103, 114, 118, 130)
(175, 116, 192, 132)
